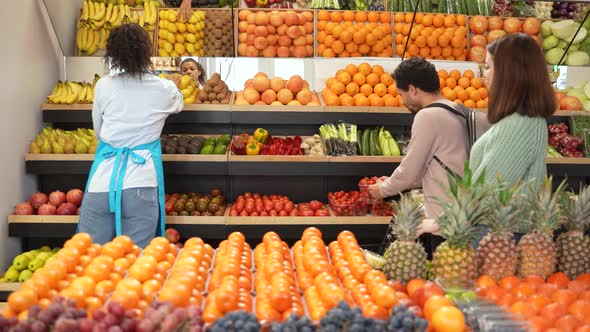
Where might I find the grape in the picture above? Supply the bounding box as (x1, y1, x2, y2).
(53, 318, 79, 332)
(92, 322, 109, 332)
(79, 318, 95, 332)
(119, 318, 137, 332)
(93, 310, 107, 321)
(173, 307, 188, 322)
(108, 302, 125, 319)
(161, 315, 181, 331)
(186, 306, 202, 320)
(30, 321, 47, 332)
(28, 305, 42, 320)
(107, 326, 123, 332)
(104, 313, 120, 327)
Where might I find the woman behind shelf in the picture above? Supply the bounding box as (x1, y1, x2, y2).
(78, 23, 184, 247)
(180, 57, 207, 87)
(469, 33, 556, 189)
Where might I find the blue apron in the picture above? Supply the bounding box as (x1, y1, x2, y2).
(79, 138, 166, 237)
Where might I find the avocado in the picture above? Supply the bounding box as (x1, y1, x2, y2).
(204, 137, 217, 146)
(213, 145, 227, 154)
(200, 145, 214, 154)
(218, 134, 231, 146)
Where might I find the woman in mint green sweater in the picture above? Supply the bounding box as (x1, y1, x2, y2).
(470, 34, 557, 189)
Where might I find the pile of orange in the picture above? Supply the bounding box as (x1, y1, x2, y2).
(316, 10, 393, 58)
(438, 69, 488, 108)
(322, 63, 403, 107)
(394, 12, 468, 61)
(202, 232, 253, 324)
(329, 231, 397, 320)
(477, 273, 590, 332)
(254, 232, 304, 322)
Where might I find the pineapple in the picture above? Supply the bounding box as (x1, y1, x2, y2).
(517, 178, 565, 279)
(432, 166, 490, 288)
(383, 193, 427, 283)
(556, 185, 590, 279)
(477, 181, 525, 280)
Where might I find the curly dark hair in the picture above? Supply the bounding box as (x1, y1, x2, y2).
(104, 24, 152, 76)
(393, 57, 440, 93)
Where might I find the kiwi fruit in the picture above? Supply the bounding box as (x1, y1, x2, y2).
(216, 93, 226, 102)
(208, 92, 217, 100)
(198, 91, 208, 101)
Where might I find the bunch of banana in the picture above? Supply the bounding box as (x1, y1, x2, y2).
(47, 81, 95, 105)
(142, 0, 158, 31)
(77, 27, 109, 55)
(105, 4, 130, 29)
(79, 0, 107, 30)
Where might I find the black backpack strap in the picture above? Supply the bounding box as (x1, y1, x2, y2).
(433, 155, 461, 179)
(426, 102, 467, 119)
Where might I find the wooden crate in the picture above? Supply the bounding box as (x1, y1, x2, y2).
(203, 8, 235, 57)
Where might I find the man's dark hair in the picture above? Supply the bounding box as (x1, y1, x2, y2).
(104, 24, 152, 76)
(392, 57, 440, 93)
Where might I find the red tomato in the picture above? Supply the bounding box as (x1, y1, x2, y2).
(284, 202, 294, 213)
(255, 202, 264, 214)
(279, 210, 288, 216)
(245, 202, 255, 214)
(229, 210, 239, 216)
(253, 193, 261, 199)
(235, 201, 245, 213)
(309, 200, 323, 211)
(244, 192, 252, 198)
(260, 211, 269, 217)
(269, 210, 278, 217)
(301, 209, 315, 216)
(262, 195, 269, 201)
(236, 195, 244, 201)
(250, 212, 259, 217)
(239, 210, 249, 217)
(264, 201, 274, 212)
(273, 200, 284, 212)
(289, 210, 300, 216)
(315, 209, 330, 217)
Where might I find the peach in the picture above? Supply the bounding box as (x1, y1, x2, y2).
(244, 79, 253, 89)
(237, 43, 248, 56)
(255, 12, 269, 26)
(269, 15, 283, 27)
(297, 13, 306, 24)
(252, 76, 270, 93)
(247, 34, 256, 46)
(247, 24, 256, 35)
(235, 98, 249, 105)
(254, 101, 266, 105)
(238, 21, 248, 32)
(244, 88, 260, 104)
(238, 33, 248, 44)
(284, 13, 299, 26)
(306, 45, 314, 57)
(287, 100, 301, 106)
(292, 45, 307, 58)
(254, 37, 269, 50)
(238, 10, 250, 22)
(255, 72, 268, 78)
(296, 89, 312, 105)
(267, 25, 276, 35)
(261, 89, 277, 104)
(270, 101, 282, 106)
(277, 46, 290, 58)
(286, 75, 304, 94)
(293, 36, 306, 47)
(278, 35, 292, 47)
(262, 46, 277, 57)
(277, 24, 288, 36)
(305, 34, 314, 45)
(304, 22, 313, 34)
(247, 13, 256, 24)
(287, 26, 301, 39)
(267, 35, 278, 46)
(270, 77, 285, 92)
(246, 45, 259, 57)
(255, 26, 269, 37)
(277, 88, 294, 104)
(302, 11, 313, 23)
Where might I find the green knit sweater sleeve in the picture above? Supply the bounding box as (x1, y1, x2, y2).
(470, 113, 547, 186)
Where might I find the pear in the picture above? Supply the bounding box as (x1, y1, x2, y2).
(34, 135, 44, 146)
(12, 254, 31, 271)
(41, 127, 52, 137)
(30, 142, 41, 154)
(40, 246, 52, 252)
(89, 144, 97, 154)
(57, 135, 66, 146)
(52, 142, 64, 154)
(80, 137, 92, 148)
(41, 139, 52, 154)
(28, 258, 45, 272)
(28, 249, 41, 257)
(18, 269, 33, 282)
(4, 267, 20, 282)
(64, 140, 75, 154)
(36, 252, 51, 261)
(75, 142, 88, 154)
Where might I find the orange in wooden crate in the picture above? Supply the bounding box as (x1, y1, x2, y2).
(317, 10, 393, 58)
(322, 63, 403, 107)
(395, 13, 467, 61)
(438, 69, 488, 108)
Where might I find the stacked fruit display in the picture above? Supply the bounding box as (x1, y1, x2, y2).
(46, 74, 100, 105)
(0, 247, 60, 283)
(394, 13, 468, 60)
(468, 16, 541, 63)
(165, 188, 227, 216)
(542, 19, 590, 66)
(203, 10, 234, 57)
(322, 63, 402, 107)
(236, 10, 314, 58)
(29, 127, 98, 155)
(228, 193, 330, 216)
(196, 73, 232, 104)
(161, 134, 230, 155)
(328, 190, 368, 216)
(235, 73, 320, 106)
(157, 9, 206, 56)
(477, 273, 590, 332)
(14, 189, 84, 216)
(316, 10, 393, 58)
(202, 232, 253, 324)
(438, 69, 488, 108)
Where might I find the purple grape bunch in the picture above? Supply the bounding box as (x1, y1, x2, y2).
(552, 1, 578, 19)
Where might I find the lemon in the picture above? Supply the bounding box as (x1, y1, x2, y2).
(187, 24, 197, 33)
(158, 29, 167, 39)
(168, 11, 177, 23)
(177, 22, 187, 33)
(158, 20, 167, 29)
(167, 22, 178, 33)
(171, 50, 179, 57)
(174, 43, 186, 54)
(186, 43, 196, 54)
(175, 34, 185, 44)
(163, 41, 173, 53)
(159, 11, 168, 20)
(166, 32, 176, 44)
(157, 39, 164, 48)
(186, 33, 196, 44)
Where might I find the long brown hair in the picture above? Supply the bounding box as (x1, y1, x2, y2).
(486, 34, 556, 124)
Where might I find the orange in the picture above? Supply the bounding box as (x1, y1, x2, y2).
(464, 99, 475, 108)
(317, 10, 329, 21)
(345, 82, 360, 96)
(425, 295, 453, 320)
(329, 11, 342, 22)
(510, 301, 537, 319)
(548, 272, 570, 289)
(444, 77, 457, 89)
(382, 95, 398, 107)
(553, 289, 578, 307)
(465, 86, 476, 95)
(8, 289, 38, 313)
(358, 63, 371, 76)
(367, 12, 379, 23)
(444, 15, 456, 27)
(471, 77, 484, 89)
(433, 14, 444, 27)
(406, 279, 426, 297)
(380, 73, 393, 86)
(331, 81, 345, 96)
(431, 306, 466, 332)
(477, 87, 488, 99)
(457, 77, 470, 88)
(469, 90, 482, 102)
(366, 73, 380, 87)
(336, 70, 352, 85)
(356, 11, 368, 23)
(360, 84, 373, 97)
(387, 83, 397, 96)
(463, 69, 475, 79)
(449, 70, 461, 81)
(442, 87, 456, 100)
(353, 72, 366, 86)
(101, 242, 126, 259)
(437, 69, 449, 79)
(326, 77, 337, 89)
(456, 14, 466, 26)
(476, 100, 487, 108)
(422, 14, 433, 27)
(369, 95, 384, 107)
(342, 10, 354, 21)
(374, 83, 387, 97)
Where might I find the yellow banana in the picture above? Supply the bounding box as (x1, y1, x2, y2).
(86, 84, 94, 103)
(114, 5, 125, 27)
(105, 3, 113, 26)
(77, 27, 86, 52)
(129, 10, 138, 24)
(47, 81, 61, 103)
(93, 11, 106, 29)
(65, 82, 81, 105)
(86, 31, 99, 55)
(107, 4, 118, 28)
(88, 0, 95, 21)
(138, 11, 144, 27)
(91, 2, 106, 22)
(78, 84, 88, 104)
(81, 0, 89, 22)
(125, 5, 131, 20)
(143, 1, 150, 26)
(83, 28, 94, 54)
(147, 1, 157, 25)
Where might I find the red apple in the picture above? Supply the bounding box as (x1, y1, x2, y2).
(48, 190, 67, 207)
(14, 202, 34, 215)
(38, 203, 57, 215)
(57, 202, 78, 215)
(66, 189, 84, 207)
(560, 96, 583, 110)
(309, 200, 323, 211)
(165, 228, 180, 244)
(29, 192, 49, 209)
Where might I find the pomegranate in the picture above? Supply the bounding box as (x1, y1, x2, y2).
(38, 204, 57, 215)
(66, 189, 84, 207)
(57, 202, 78, 215)
(14, 202, 34, 215)
(29, 192, 48, 209)
(48, 190, 66, 207)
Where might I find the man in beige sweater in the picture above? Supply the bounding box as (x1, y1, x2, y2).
(369, 58, 468, 234)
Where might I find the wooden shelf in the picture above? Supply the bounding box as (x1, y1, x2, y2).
(329, 156, 403, 163)
(226, 216, 335, 225)
(546, 157, 590, 164)
(24, 154, 228, 162)
(42, 103, 92, 110)
(8, 215, 78, 223)
(229, 155, 328, 162)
